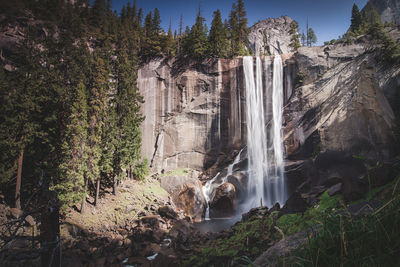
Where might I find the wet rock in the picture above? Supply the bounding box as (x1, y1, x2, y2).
(210, 183, 236, 218)
(284, 160, 318, 194)
(158, 205, 178, 220)
(227, 172, 248, 198)
(131, 227, 155, 242)
(281, 192, 308, 214)
(168, 219, 196, 243)
(328, 183, 342, 196)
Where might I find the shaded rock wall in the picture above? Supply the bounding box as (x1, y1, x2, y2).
(138, 59, 247, 173)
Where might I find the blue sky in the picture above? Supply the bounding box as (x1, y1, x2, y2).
(97, 0, 370, 45)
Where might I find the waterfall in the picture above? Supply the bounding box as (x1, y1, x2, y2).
(271, 55, 286, 205)
(243, 56, 268, 208)
(243, 55, 286, 209)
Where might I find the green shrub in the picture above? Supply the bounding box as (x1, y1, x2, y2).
(132, 158, 149, 181)
(294, 72, 305, 87)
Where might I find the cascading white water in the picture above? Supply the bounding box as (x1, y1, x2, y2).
(243, 56, 269, 208)
(202, 149, 243, 220)
(202, 172, 220, 221)
(243, 55, 286, 209)
(271, 55, 286, 205)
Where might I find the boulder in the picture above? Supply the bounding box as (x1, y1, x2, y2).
(25, 215, 35, 226)
(367, 162, 397, 188)
(160, 171, 206, 222)
(209, 183, 236, 218)
(158, 205, 178, 220)
(241, 206, 269, 221)
(281, 192, 309, 214)
(227, 171, 248, 199)
(9, 208, 23, 219)
(177, 182, 206, 222)
(168, 219, 196, 243)
(328, 183, 342, 196)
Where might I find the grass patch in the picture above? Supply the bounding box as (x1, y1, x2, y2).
(161, 168, 193, 177)
(183, 214, 277, 267)
(277, 191, 344, 236)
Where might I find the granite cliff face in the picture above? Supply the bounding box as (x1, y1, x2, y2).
(138, 58, 296, 174)
(138, 59, 246, 174)
(285, 41, 397, 161)
(248, 16, 295, 57)
(364, 0, 400, 25)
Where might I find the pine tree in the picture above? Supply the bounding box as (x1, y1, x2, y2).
(152, 8, 162, 35)
(307, 28, 317, 46)
(301, 31, 306, 46)
(237, 0, 248, 46)
(183, 7, 208, 60)
(229, 3, 239, 57)
(87, 56, 109, 206)
(142, 11, 162, 60)
(350, 4, 362, 33)
(114, 31, 144, 186)
(289, 20, 301, 50)
(163, 22, 176, 57)
(208, 9, 229, 58)
(54, 82, 89, 212)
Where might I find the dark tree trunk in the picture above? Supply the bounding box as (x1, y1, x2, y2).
(94, 179, 100, 206)
(15, 149, 23, 210)
(112, 176, 118, 196)
(80, 178, 88, 214)
(40, 179, 61, 267)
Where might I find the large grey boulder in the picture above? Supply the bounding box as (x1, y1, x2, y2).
(160, 170, 206, 222)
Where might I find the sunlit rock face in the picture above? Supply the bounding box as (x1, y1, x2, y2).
(363, 0, 400, 25)
(248, 16, 295, 57)
(284, 42, 396, 162)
